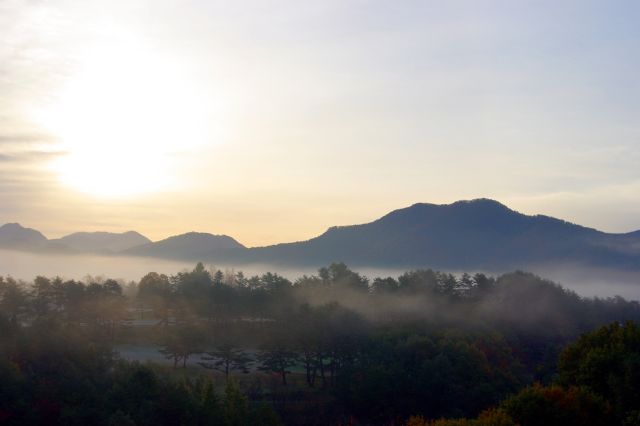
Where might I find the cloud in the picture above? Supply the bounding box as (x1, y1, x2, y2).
(0, 132, 60, 168)
(0, 150, 64, 163)
(0, 134, 55, 144)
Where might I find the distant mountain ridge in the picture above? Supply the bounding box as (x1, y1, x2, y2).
(0, 223, 47, 249)
(51, 231, 151, 254)
(242, 199, 640, 269)
(123, 232, 245, 260)
(0, 225, 152, 254)
(2, 199, 640, 271)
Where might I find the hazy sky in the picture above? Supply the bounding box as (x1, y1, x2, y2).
(1, 0, 639, 246)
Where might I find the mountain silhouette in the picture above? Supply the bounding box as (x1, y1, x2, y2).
(123, 232, 245, 260)
(243, 199, 639, 269)
(0, 225, 151, 254)
(3, 199, 640, 271)
(0, 223, 47, 249)
(51, 231, 151, 254)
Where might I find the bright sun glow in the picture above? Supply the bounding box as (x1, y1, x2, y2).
(38, 43, 212, 198)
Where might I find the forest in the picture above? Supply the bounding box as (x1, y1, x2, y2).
(2, 262, 640, 425)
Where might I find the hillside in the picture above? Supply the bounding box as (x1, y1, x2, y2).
(0, 223, 47, 249)
(51, 231, 151, 254)
(3, 199, 640, 270)
(242, 199, 640, 270)
(123, 232, 246, 260)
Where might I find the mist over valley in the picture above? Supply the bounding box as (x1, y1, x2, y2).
(3, 2, 640, 423)
(3, 199, 639, 299)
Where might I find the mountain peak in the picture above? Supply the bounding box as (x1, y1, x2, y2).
(0, 222, 47, 247)
(377, 198, 516, 227)
(1, 222, 26, 230)
(55, 230, 152, 253)
(167, 231, 243, 243)
(450, 198, 510, 209)
(401, 198, 511, 213)
(124, 231, 246, 261)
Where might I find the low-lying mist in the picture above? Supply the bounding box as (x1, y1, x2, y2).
(3, 251, 640, 425)
(1, 248, 639, 300)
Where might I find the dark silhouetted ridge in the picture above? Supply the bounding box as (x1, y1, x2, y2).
(3, 199, 640, 270)
(124, 232, 246, 260)
(0, 223, 47, 249)
(240, 198, 639, 270)
(52, 231, 152, 253)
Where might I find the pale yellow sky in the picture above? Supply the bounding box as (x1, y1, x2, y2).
(1, 1, 639, 246)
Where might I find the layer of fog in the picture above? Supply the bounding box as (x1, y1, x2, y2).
(1, 249, 638, 301)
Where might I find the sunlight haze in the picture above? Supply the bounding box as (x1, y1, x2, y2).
(1, 0, 639, 245)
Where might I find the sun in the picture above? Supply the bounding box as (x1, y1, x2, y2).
(38, 43, 211, 198)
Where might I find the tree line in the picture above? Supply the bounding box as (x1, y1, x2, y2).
(2, 263, 640, 424)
